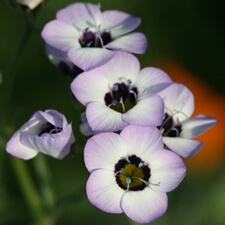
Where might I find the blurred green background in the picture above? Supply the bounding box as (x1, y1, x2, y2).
(0, 0, 225, 224)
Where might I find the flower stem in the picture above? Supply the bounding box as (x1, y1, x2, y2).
(12, 157, 46, 221)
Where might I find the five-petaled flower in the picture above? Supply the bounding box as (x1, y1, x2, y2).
(84, 125, 186, 223)
(41, 2, 147, 71)
(6, 110, 75, 160)
(157, 83, 217, 158)
(71, 51, 173, 132)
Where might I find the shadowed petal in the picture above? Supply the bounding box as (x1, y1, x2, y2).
(68, 47, 115, 71)
(163, 137, 203, 158)
(86, 169, 124, 213)
(86, 102, 128, 132)
(105, 32, 147, 54)
(121, 188, 168, 223)
(181, 114, 218, 138)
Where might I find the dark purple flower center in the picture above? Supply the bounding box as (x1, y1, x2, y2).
(39, 122, 62, 136)
(158, 113, 182, 137)
(79, 30, 112, 48)
(104, 82, 138, 113)
(114, 155, 151, 191)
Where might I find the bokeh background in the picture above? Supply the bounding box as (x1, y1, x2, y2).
(0, 0, 225, 224)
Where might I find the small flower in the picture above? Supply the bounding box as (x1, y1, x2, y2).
(84, 125, 186, 223)
(45, 44, 83, 78)
(17, 0, 43, 10)
(41, 2, 147, 71)
(71, 52, 173, 132)
(6, 110, 75, 160)
(158, 83, 217, 158)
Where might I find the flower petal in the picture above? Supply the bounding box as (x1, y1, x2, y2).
(158, 83, 194, 122)
(41, 20, 80, 51)
(105, 32, 147, 54)
(68, 47, 115, 71)
(135, 67, 173, 97)
(86, 102, 128, 132)
(84, 132, 127, 172)
(181, 114, 217, 138)
(163, 137, 203, 158)
(120, 125, 164, 163)
(122, 95, 164, 127)
(149, 150, 186, 193)
(70, 69, 109, 105)
(121, 188, 168, 223)
(56, 3, 102, 30)
(102, 10, 141, 37)
(20, 124, 74, 159)
(86, 169, 124, 214)
(96, 51, 140, 86)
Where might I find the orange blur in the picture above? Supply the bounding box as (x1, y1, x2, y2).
(155, 59, 225, 174)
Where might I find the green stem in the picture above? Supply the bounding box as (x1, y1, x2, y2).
(12, 157, 45, 220)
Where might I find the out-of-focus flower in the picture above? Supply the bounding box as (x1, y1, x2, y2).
(45, 44, 83, 78)
(71, 52, 172, 132)
(41, 2, 147, 71)
(84, 125, 186, 223)
(17, 0, 43, 10)
(158, 83, 217, 158)
(80, 112, 94, 136)
(6, 110, 75, 160)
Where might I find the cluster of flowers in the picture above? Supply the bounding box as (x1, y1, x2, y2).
(7, 2, 217, 224)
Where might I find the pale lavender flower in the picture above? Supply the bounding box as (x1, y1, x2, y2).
(6, 110, 75, 160)
(18, 0, 43, 10)
(41, 2, 147, 71)
(158, 83, 217, 158)
(84, 125, 186, 223)
(71, 52, 173, 132)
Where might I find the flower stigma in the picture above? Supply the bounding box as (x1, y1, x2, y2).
(114, 155, 150, 191)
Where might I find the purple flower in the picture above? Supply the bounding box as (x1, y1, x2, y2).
(41, 2, 147, 71)
(158, 83, 217, 158)
(6, 110, 75, 160)
(71, 52, 173, 132)
(84, 125, 186, 223)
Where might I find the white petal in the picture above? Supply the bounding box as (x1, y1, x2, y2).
(68, 47, 115, 71)
(41, 20, 80, 51)
(86, 169, 124, 213)
(84, 132, 128, 172)
(120, 125, 164, 163)
(181, 114, 217, 138)
(105, 32, 147, 54)
(96, 51, 140, 87)
(86, 102, 128, 132)
(121, 188, 168, 223)
(102, 10, 141, 37)
(149, 150, 186, 193)
(122, 95, 164, 127)
(158, 83, 194, 122)
(56, 3, 102, 30)
(135, 67, 173, 97)
(70, 69, 109, 105)
(163, 137, 203, 158)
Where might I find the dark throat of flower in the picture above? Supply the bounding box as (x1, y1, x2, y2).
(104, 80, 138, 114)
(79, 28, 112, 48)
(114, 155, 151, 191)
(39, 122, 62, 136)
(158, 113, 182, 137)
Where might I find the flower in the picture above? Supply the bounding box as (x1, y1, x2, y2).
(41, 2, 147, 71)
(17, 0, 43, 10)
(45, 44, 83, 78)
(84, 125, 186, 223)
(6, 110, 75, 160)
(157, 83, 217, 158)
(71, 52, 173, 132)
